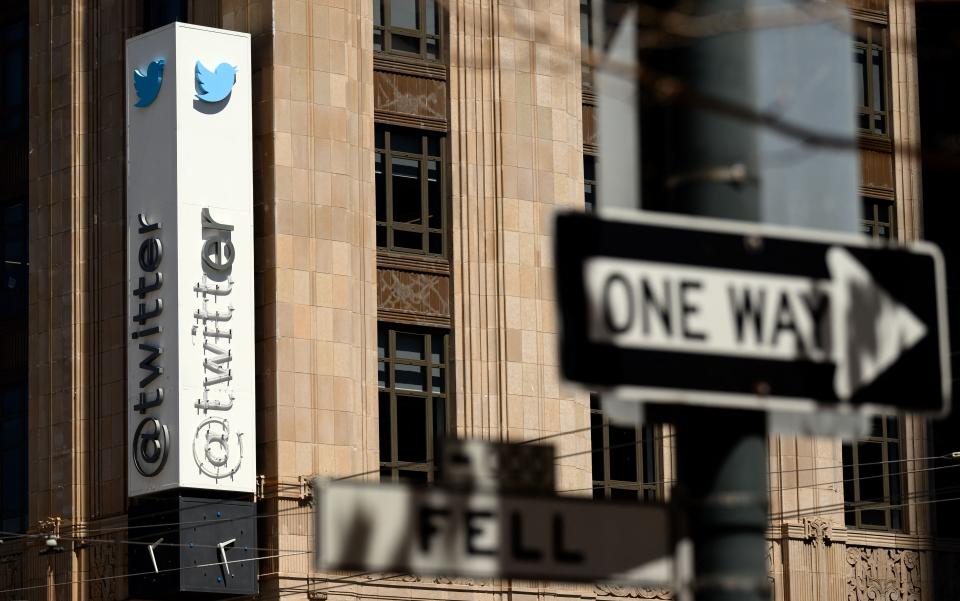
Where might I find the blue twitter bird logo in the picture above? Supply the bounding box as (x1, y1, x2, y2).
(195, 61, 238, 103)
(133, 58, 165, 108)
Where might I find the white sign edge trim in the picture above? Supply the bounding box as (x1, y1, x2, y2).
(565, 207, 952, 418)
(126, 21, 252, 46)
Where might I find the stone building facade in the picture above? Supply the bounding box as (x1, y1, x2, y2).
(0, 0, 956, 600)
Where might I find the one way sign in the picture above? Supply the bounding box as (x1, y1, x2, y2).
(555, 210, 951, 416)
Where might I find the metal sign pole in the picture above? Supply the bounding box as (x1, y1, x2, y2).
(674, 411, 768, 601)
(650, 0, 858, 597)
(666, 1, 771, 587)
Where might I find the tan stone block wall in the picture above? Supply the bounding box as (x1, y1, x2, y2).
(223, 0, 379, 488)
(223, 0, 379, 584)
(769, 435, 845, 530)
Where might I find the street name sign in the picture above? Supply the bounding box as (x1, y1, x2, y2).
(555, 210, 950, 416)
(313, 480, 673, 584)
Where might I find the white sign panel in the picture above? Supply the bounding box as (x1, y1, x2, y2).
(584, 250, 927, 398)
(555, 210, 950, 417)
(126, 23, 255, 496)
(314, 480, 673, 584)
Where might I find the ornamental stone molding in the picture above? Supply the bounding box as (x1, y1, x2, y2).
(595, 583, 672, 599)
(803, 517, 835, 547)
(433, 576, 489, 586)
(846, 546, 921, 601)
(377, 268, 450, 318)
(360, 573, 422, 583)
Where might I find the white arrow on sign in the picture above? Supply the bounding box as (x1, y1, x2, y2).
(586, 246, 926, 399)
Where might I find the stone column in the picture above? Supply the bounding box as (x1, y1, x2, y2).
(28, 1, 143, 598)
(780, 519, 849, 601)
(889, 0, 923, 240)
(769, 433, 846, 601)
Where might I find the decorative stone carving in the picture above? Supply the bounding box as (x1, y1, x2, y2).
(359, 573, 421, 583)
(595, 583, 672, 599)
(374, 71, 447, 121)
(377, 269, 450, 318)
(433, 575, 488, 586)
(767, 541, 776, 589)
(846, 546, 921, 601)
(803, 517, 834, 547)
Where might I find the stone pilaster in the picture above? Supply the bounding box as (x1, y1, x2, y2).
(448, 0, 591, 494)
(889, 0, 923, 240)
(779, 519, 849, 601)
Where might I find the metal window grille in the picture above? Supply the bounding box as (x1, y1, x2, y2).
(378, 324, 450, 483)
(373, 0, 441, 61)
(589, 394, 661, 501)
(843, 415, 905, 531)
(375, 126, 446, 257)
(854, 22, 889, 136)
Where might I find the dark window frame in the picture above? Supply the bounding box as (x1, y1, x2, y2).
(0, 198, 27, 312)
(378, 324, 450, 483)
(143, 0, 188, 31)
(0, 16, 26, 138)
(376, 126, 446, 257)
(580, 0, 594, 88)
(590, 394, 660, 501)
(584, 154, 597, 212)
(0, 383, 26, 533)
(843, 415, 905, 531)
(854, 21, 890, 137)
(861, 196, 894, 240)
(0, 10, 27, 536)
(374, 0, 442, 62)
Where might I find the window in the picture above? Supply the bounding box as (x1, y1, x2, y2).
(0, 384, 26, 533)
(0, 199, 26, 313)
(0, 18, 25, 136)
(580, 0, 593, 87)
(143, 0, 188, 31)
(861, 197, 894, 239)
(376, 126, 445, 256)
(854, 23, 888, 135)
(843, 416, 904, 530)
(378, 324, 449, 483)
(584, 155, 597, 212)
(590, 394, 659, 501)
(374, 0, 440, 61)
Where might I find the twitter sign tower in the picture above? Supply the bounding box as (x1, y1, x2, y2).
(125, 23, 257, 597)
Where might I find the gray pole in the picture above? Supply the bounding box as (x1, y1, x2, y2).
(674, 409, 768, 601)
(669, 3, 768, 600)
(658, 0, 860, 598)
